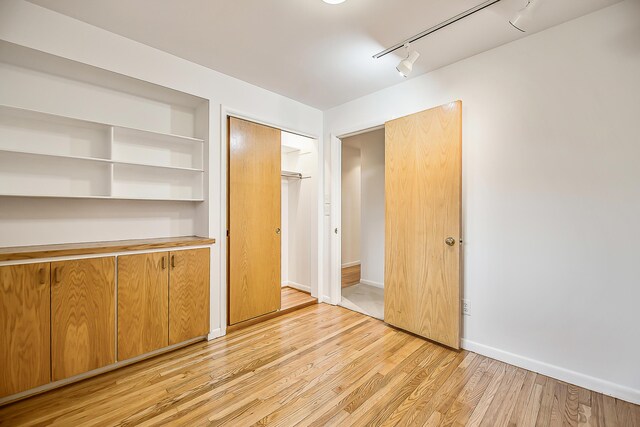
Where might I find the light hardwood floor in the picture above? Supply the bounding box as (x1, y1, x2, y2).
(226, 286, 317, 333)
(281, 286, 316, 311)
(0, 304, 637, 426)
(342, 263, 361, 288)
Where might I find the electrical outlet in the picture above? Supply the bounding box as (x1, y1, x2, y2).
(462, 299, 471, 316)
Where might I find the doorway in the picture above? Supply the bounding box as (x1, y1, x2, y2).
(339, 128, 385, 320)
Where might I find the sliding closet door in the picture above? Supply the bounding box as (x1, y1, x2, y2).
(228, 117, 281, 325)
(384, 101, 462, 349)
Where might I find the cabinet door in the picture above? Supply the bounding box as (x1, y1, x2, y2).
(169, 248, 209, 344)
(0, 263, 50, 398)
(51, 257, 115, 381)
(117, 252, 169, 360)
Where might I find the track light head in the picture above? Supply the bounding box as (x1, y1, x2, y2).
(396, 46, 420, 78)
(509, 0, 539, 33)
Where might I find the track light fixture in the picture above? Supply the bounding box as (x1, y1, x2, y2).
(396, 44, 420, 78)
(509, 0, 539, 32)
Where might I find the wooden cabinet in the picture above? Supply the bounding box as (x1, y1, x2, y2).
(51, 257, 116, 381)
(117, 252, 169, 360)
(0, 237, 212, 402)
(169, 248, 210, 344)
(0, 263, 50, 398)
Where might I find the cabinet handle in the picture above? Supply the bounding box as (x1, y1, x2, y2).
(171, 255, 176, 269)
(38, 268, 46, 285)
(162, 256, 167, 270)
(54, 267, 62, 284)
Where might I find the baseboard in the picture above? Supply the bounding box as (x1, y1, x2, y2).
(283, 281, 311, 293)
(321, 295, 333, 304)
(360, 279, 384, 289)
(461, 339, 640, 405)
(341, 260, 360, 268)
(207, 328, 224, 341)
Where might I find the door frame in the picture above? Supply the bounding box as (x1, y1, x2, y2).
(329, 122, 385, 306)
(220, 106, 323, 334)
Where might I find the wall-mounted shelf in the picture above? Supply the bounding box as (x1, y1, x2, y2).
(0, 104, 205, 201)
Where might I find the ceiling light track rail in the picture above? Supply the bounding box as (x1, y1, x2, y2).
(373, 0, 503, 59)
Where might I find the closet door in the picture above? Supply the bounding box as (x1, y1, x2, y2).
(384, 101, 462, 349)
(0, 263, 50, 398)
(228, 117, 281, 325)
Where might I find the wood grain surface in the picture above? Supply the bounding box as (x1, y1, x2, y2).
(0, 236, 215, 262)
(117, 252, 169, 361)
(0, 263, 50, 398)
(228, 117, 281, 325)
(51, 257, 116, 381)
(0, 304, 635, 425)
(342, 264, 361, 287)
(384, 101, 462, 349)
(168, 248, 210, 345)
(226, 286, 317, 333)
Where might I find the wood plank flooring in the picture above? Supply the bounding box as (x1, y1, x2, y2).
(0, 304, 637, 426)
(342, 263, 361, 288)
(281, 286, 316, 311)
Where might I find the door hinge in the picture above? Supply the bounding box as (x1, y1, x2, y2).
(226, 230, 230, 237)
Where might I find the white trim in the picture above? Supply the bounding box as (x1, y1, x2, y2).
(360, 279, 384, 289)
(341, 260, 360, 268)
(207, 328, 223, 341)
(284, 281, 311, 293)
(220, 105, 324, 334)
(461, 339, 640, 405)
(320, 295, 333, 304)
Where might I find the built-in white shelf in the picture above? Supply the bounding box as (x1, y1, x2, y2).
(0, 104, 205, 201)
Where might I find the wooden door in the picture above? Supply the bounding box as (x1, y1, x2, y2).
(0, 263, 50, 398)
(228, 117, 281, 325)
(169, 248, 210, 344)
(51, 257, 115, 381)
(117, 252, 169, 360)
(384, 101, 462, 349)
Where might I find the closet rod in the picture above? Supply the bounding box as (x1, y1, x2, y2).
(281, 171, 311, 180)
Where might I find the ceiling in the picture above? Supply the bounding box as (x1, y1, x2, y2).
(27, 0, 620, 109)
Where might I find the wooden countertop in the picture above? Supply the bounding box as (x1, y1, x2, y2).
(0, 236, 216, 262)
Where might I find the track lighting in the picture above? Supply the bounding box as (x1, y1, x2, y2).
(396, 44, 420, 78)
(509, 0, 539, 32)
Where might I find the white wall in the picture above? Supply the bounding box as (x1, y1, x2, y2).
(0, 0, 323, 338)
(341, 145, 361, 266)
(358, 129, 385, 287)
(325, 0, 640, 404)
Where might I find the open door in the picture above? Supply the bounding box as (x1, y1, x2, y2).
(384, 101, 462, 349)
(228, 117, 281, 325)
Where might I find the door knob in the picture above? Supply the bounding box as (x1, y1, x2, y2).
(335, 228, 338, 234)
(276, 228, 281, 235)
(445, 237, 456, 246)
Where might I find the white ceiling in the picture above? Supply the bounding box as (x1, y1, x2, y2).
(27, 0, 620, 109)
